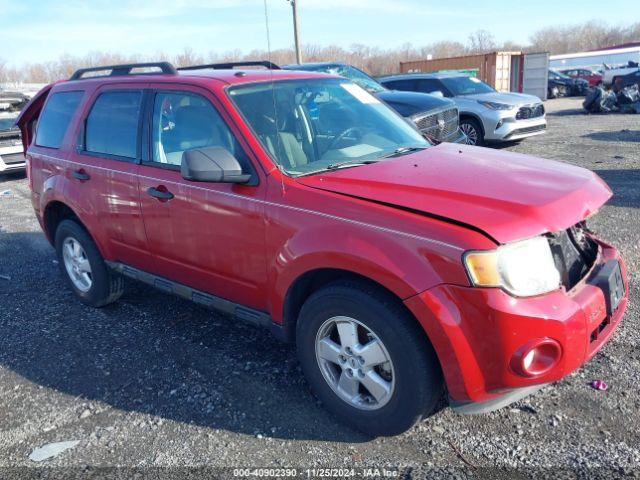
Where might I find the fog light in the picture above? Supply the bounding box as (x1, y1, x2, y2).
(522, 349, 535, 370)
(511, 339, 561, 377)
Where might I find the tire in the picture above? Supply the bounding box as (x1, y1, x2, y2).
(54, 219, 124, 307)
(582, 87, 603, 113)
(296, 280, 443, 436)
(548, 86, 559, 99)
(459, 118, 484, 146)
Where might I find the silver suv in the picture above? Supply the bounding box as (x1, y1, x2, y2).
(379, 73, 546, 146)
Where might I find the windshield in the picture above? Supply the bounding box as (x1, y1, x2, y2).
(229, 78, 428, 176)
(550, 70, 572, 80)
(440, 76, 495, 96)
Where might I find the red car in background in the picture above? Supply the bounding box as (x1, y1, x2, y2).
(559, 68, 603, 87)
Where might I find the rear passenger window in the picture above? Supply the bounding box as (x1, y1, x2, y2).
(416, 79, 444, 95)
(386, 80, 416, 91)
(35, 91, 83, 149)
(150, 91, 250, 170)
(85, 91, 142, 159)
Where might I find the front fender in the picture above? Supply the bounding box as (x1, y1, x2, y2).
(267, 223, 445, 323)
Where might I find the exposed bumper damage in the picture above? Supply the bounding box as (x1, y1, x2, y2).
(404, 235, 628, 411)
(583, 85, 640, 114)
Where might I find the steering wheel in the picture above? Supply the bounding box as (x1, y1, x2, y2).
(327, 127, 362, 151)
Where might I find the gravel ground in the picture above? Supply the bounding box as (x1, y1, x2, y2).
(0, 97, 638, 479)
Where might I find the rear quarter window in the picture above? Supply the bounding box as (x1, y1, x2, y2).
(385, 79, 416, 91)
(35, 91, 84, 149)
(85, 91, 142, 159)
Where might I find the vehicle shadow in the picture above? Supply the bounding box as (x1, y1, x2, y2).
(546, 106, 585, 116)
(593, 169, 640, 209)
(0, 170, 26, 184)
(583, 130, 640, 143)
(0, 231, 370, 443)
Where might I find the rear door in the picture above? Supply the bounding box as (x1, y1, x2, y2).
(137, 84, 268, 311)
(415, 79, 451, 97)
(383, 78, 417, 92)
(68, 85, 154, 270)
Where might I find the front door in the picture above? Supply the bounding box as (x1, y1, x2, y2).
(137, 86, 268, 311)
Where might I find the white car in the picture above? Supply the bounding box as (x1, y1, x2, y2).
(602, 65, 640, 86)
(0, 110, 25, 173)
(379, 73, 546, 146)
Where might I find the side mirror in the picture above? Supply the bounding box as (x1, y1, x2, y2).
(181, 147, 251, 183)
(430, 90, 444, 98)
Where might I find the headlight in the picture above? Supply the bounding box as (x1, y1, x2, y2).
(477, 100, 514, 110)
(463, 236, 561, 297)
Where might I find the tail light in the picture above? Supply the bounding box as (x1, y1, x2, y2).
(26, 155, 33, 190)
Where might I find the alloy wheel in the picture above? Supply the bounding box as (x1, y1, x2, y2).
(62, 237, 92, 292)
(315, 316, 395, 410)
(460, 122, 479, 145)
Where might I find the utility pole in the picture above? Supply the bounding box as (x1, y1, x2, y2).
(288, 0, 302, 64)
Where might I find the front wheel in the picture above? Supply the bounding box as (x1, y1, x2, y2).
(460, 118, 484, 146)
(296, 281, 443, 436)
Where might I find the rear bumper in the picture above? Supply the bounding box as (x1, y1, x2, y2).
(404, 240, 628, 408)
(0, 152, 26, 172)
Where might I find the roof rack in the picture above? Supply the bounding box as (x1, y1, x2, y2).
(177, 61, 280, 71)
(69, 62, 177, 80)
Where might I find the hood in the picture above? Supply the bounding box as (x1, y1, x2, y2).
(460, 91, 542, 105)
(296, 143, 612, 244)
(376, 90, 454, 117)
(549, 77, 574, 86)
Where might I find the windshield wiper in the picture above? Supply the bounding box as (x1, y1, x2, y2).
(325, 159, 380, 170)
(381, 146, 428, 158)
(294, 159, 381, 178)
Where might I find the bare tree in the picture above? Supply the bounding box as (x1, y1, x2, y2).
(467, 30, 497, 54)
(529, 21, 640, 54)
(173, 48, 204, 68)
(0, 58, 7, 82)
(6, 21, 640, 82)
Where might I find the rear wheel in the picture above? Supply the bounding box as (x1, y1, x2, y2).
(55, 219, 124, 307)
(460, 118, 484, 146)
(296, 281, 443, 436)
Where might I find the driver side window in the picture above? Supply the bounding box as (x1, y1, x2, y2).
(150, 91, 250, 170)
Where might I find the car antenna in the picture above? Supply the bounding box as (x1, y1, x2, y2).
(263, 0, 286, 196)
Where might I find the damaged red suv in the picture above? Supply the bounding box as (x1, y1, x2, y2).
(17, 62, 628, 436)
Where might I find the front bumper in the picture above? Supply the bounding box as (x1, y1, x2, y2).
(404, 239, 628, 409)
(481, 109, 547, 142)
(442, 128, 467, 144)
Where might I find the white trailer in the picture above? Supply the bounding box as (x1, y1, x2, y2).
(550, 46, 640, 71)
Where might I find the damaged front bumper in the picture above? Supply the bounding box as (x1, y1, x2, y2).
(404, 237, 628, 413)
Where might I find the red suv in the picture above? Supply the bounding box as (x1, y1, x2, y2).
(17, 62, 628, 436)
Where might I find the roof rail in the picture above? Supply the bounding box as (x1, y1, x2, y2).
(177, 61, 280, 71)
(69, 62, 177, 80)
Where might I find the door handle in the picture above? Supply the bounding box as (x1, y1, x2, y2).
(72, 170, 90, 181)
(147, 186, 174, 201)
